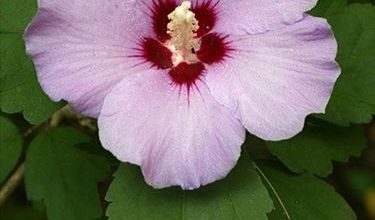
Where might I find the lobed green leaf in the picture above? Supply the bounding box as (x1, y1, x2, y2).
(25, 127, 110, 220)
(317, 3, 375, 125)
(0, 0, 62, 124)
(256, 161, 356, 220)
(266, 125, 366, 177)
(106, 153, 273, 220)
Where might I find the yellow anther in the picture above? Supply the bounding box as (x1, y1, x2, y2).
(167, 1, 199, 64)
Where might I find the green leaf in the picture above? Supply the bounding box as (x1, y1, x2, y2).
(0, 0, 62, 124)
(318, 4, 375, 125)
(75, 140, 119, 166)
(266, 125, 366, 177)
(0, 196, 47, 220)
(256, 161, 356, 220)
(25, 127, 110, 220)
(310, 0, 347, 17)
(0, 115, 23, 184)
(348, 0, 375, 4)
(106, 153, 273, 220)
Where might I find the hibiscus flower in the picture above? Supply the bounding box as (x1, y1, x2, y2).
(25, 0, 340, 189)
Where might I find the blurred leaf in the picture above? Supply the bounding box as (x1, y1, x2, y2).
(0, 195, 46, 220)
(366, 190, 375, 220)
(0, 0, 62, 124)
(345, 169, 375, 198)
(0, 115, 23, 184)
(25, 127, 110, 220)
(106, 153, 273, 220)
(318, 4, 375, 125)
(256, 161, 356, 220)
(266, 125, 366, 177)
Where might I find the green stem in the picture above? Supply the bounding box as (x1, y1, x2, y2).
(0, 162, 25, 207)
(253, 162, 291, 220)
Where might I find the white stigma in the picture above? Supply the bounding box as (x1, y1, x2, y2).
(167, 1, 199, 65)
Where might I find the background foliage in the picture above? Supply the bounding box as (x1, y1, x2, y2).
(0, 0, 375, 219)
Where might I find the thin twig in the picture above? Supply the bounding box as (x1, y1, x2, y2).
(0, 122, 49, 206)
(0, 162, 25, 207)
(23, 123, 45, 138)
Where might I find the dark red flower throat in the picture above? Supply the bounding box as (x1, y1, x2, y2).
(135, 0, 232, 89)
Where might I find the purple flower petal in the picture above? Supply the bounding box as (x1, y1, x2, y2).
(190, 0, 317, 34)
(24, 0, 154, 117)
(25, 0, 342, 190)
(205, 16, 340, 141)
(98, 70, 245, 190)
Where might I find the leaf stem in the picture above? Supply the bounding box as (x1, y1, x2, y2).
(253, 162, 291, 220)
(0, 162, 25, 207)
